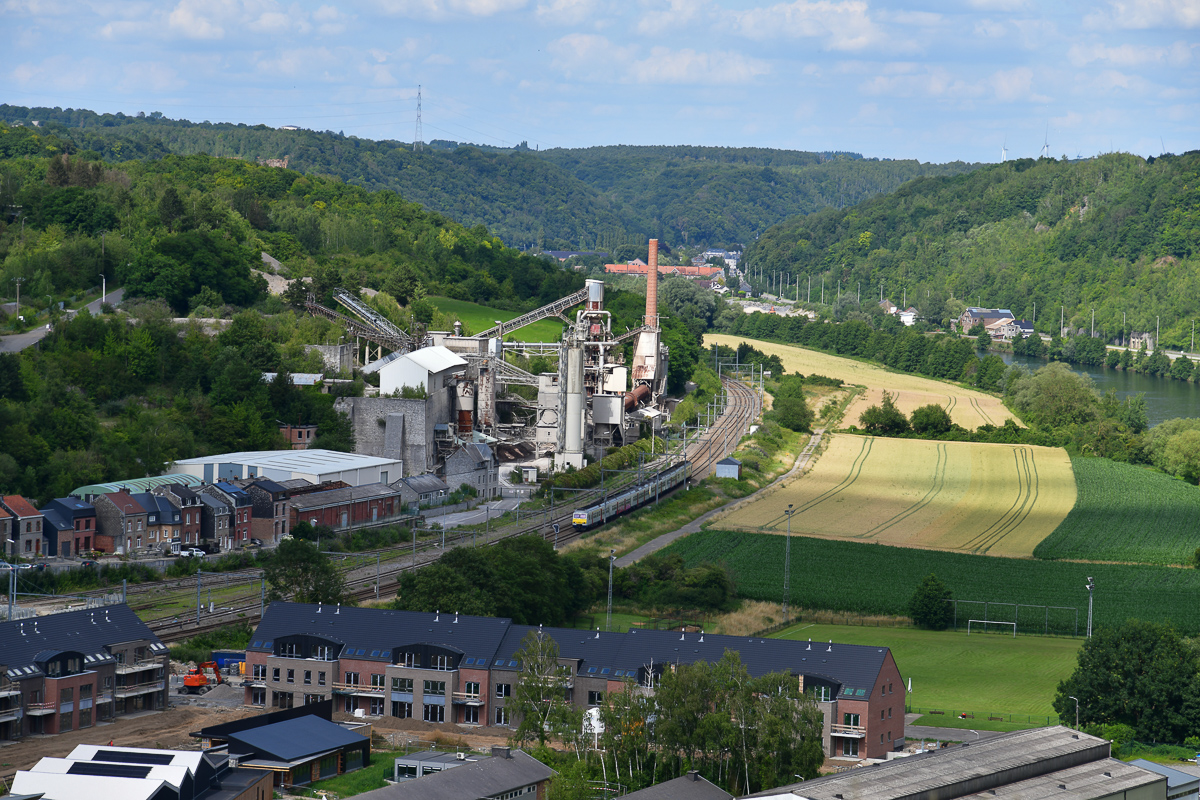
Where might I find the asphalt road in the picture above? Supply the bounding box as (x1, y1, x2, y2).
(432, 497, 523, 529)
(0, 288, 123, 353)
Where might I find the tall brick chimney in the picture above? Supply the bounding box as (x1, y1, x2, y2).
(646, 238, 658, 328)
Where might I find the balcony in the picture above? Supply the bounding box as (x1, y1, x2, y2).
(116, 659, 163, 675)
(0, 686, 21, 699)
(452, 692, 484, 706)
(0, 708, 21, 723)
(831, 724, 866, 738)
(331, 682, 384, 695)
(26, 701, 56, 716)
(241, 676, 267, 688)
(114, 680, 165, 698)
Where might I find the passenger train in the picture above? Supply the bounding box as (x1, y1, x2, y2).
(572, 460, 690, 530)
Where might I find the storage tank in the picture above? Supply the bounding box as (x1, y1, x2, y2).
(456, 380, 475, 433)
(586, 278, 604, 311)
(563, 344, 585, 468)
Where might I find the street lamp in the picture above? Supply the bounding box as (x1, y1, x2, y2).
(783, 504, 796, 624)
(1085, 577, 1095, 638)
(606, 549, 616, 632)
(1068, 695, 1079, 729)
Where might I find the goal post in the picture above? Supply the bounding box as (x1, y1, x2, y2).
(967, 619, 1016, 638)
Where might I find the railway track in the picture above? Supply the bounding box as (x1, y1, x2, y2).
(147, 378, 760, 643)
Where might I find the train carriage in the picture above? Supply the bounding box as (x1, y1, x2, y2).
(572, 460, 690, 531)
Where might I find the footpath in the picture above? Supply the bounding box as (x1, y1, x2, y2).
(614, 427, 825, 568)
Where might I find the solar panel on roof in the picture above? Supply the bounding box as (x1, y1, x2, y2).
(95, 749, 175, 765)
(68, 762, 154, 779)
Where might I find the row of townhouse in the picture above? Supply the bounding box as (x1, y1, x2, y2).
(0, 603, 170, 741)
(245, 603, 906, 761)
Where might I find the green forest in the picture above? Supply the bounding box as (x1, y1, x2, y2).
(0, 104, 978, 250)
(743, 151, 1200, 348)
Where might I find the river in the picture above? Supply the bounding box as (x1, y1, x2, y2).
(997, 352, 1200, 427)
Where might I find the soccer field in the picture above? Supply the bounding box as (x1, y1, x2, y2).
(718, 434, 1076, 557)
(705, 333, 1017, 429)
(774, 622, 1078, 718)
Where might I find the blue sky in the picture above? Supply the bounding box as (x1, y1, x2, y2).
(4, 0, 1197, 163)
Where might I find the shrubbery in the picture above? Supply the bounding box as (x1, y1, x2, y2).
(540, 437, 666, 492)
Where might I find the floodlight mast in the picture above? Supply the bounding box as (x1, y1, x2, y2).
(783, 504, 795, 624)
(1085, 577, 1095, 638)
(1068, 695, 1079, 729)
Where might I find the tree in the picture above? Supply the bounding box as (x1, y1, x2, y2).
(773, 396, 813, 432)
(910, 403, 952, 436)
(511, 629, 579, 748)
(1008, 362, 1099, 428)
(1054, 620, 1198, 741)
(859, 391, 910, 435)
(908, 573, 952, 630)
(263, 537, 345, 604)
(158, 186, 185, 231)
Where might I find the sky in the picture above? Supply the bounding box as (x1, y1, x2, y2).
(3, 0, 1198, 163)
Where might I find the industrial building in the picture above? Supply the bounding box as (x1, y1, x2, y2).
(243, 602, 904, 760)
(319, 239, 671, 482)
(748, 726, 1170, 800)
(172, 449, 402, 487)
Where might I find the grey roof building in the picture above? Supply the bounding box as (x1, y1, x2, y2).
(623, 771, 732, 800)
(355, 746, 552, 800)
(444, 442, 499, 499)
(1129, 760, 1198, 800)
(748, 726, 1167, 800)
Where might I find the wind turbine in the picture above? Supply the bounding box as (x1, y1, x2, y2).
(1002, 136, 1008, 163)
(1041, 125, 1050, 159)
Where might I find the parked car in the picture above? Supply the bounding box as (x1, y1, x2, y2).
(0, 562, 13, 572)
(249, 538, 263, 546)
(16, 563, 32, 570)
(182, 548, 207, 558)
(79, 559, 99, 568)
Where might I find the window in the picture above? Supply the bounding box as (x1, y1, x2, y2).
(496, 683, 511, 698)
(430, 654, 451, 670)
(392, 677, 413, 693)
(881, 710, 885, 721)
(80, 684, 92, 700)
(888, 708, 893, 718)
(253, 664, 266, 680)
(881, 734, 885, 743)
(464, 681, 480, 697)
(889, 683, 893, 694)
(304, 670, 312, 685)
(423, 680, 445, 696)
(881, 686, 885, 698)
(371, 674, 386, 689)
(281, 642, 299, 657)
(286, 669, 295, 684)
(314, 645, 333, 660)
(103, 677, 112, 689)
(79, 707, 92, 728)
(272, 668, 280, 682)
(464, 706, 479, 724)
(842, 739, 859, 757)
(305, 694, 325, 705)
(811, 685, 831, 702)
(423, 704, 444, 722)
(344, 671, 359, 685)
(251, 689, 266, 706)
(843, 713, 860, 727)
(392, 701, 413, 718)
(588, 691, 604, 705)
(400, 652, 420, 668)
(495, 706, 509, 725)
(370, 698, 384, 715)
(318, 671, 326, 686)
(60, 687, 74, 703)
(272, 691, 294, 708)
(59, 713, 73, 732)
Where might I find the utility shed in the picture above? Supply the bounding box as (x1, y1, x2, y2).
(1128, 760, 1199, 800)
(714, 457, 742, 479)
(379, 346, 467, 396)
(355, 747, 553, 800)
(747, 726, 1167, 800)
(222, 715, 370, 788)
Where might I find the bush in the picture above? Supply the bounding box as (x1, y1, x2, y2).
(908, 573, 952, 630)
(859, 391, 910, 435)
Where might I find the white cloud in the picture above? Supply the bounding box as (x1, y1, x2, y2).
(974, 18, 1006, 37)
(966, 0, 1028, 9)
(535, 0, 601, 25)
(730, 0, 884, 52)
(857, 64, 1050, 104)
(168, 0, 227, 39)
(990, 66, 1035, 102)
(372, 0, 528, 19)
(636, 0, 705, 35)
(1085, 0, 1200, 29)
(1068, 41, 1193, 66)
(549, 33, 768, 84)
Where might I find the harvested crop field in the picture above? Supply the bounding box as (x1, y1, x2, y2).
(705, 334, 1017, 429)
(717, 434, 1075, 557)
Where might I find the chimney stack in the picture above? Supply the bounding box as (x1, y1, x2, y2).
(646, 238, 658, 328)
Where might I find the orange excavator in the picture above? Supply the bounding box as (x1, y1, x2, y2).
(179, 662, 224, 694)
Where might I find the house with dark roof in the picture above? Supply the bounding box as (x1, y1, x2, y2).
(245, 603, 905, 760)
(236, 479, 290, 543)
(356, 746, 553, 800)
(131, 493, 182, 556)
(2, 496, 45, 559)
(623, 770, 732, 800)
(153, 483, 204, 551)
(0, 604, 169, 740)
(40, 497, 97, 558)
(198, 483, 253, 550)
(287, 483, 406, 533)
(714, 457, 742, 480)
(444, 442, 499, 499)
(193, 700, 369, 789)
(957, 307, 1015, 333)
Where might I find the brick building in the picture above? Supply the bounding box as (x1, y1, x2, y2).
(245, 604, 905, 760)
(0, 604, 169, 741)
(153, 483, 204, 549)
(287, 483, 406, 533)
(91, 491, 149, 554)
(1, 496, 45, 559)
(40, 497, 98, 558)
(198, 483, 253, 549)
(238, 478, 291, 543)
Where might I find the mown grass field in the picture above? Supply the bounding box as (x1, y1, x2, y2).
(774, 622, 1077, 718)
(666, 530, 1200, 634)
(1034, 455, 1200, 566)
(705, 333, 1017, 429)
(716, 434, 1075, 557)
(428, 296, 564, 341)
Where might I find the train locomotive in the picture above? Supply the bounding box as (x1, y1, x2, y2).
(572, 460, 690, 530)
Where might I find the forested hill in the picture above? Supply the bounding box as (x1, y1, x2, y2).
(0, 104, 979, 249)
(743, 152, 1200, 347)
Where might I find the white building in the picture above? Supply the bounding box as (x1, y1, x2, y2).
(380, 346, 467, 396)
(172, 449, 403, 487)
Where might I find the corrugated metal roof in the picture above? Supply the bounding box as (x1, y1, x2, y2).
(11, 771, 170, 800)
(622, 773, 732, 800)
(71, 474, 200, 497)
(288, 483, 402, 510)
(403, 474, 449, 494)
(354, 749, 553, 800)
(261, 372, 323, 385)
(174, 449, 398, 472)
(360, 349, 406, 375)
(394, 346, 467, 375)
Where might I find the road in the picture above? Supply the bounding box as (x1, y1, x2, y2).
(0, 288, 123, 353)
(431, 497, 523, 529)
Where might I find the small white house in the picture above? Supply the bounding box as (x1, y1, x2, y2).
(379, 346, 468, 396)
(714, 457, 742, 480)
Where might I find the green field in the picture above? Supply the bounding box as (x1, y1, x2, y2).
(1033, 456, 1200, 565)
(774, 622, 1077, 718)
(667, 530, 1200, 634)
(428, 296, 565, 341)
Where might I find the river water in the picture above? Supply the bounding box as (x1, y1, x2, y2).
(997, 352, 1200, 427)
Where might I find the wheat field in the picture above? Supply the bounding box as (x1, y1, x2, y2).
(705, 334, 1018, 429)
(717, 434, 1076, 557)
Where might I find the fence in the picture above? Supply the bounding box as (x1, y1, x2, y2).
(906, 706, 1065, 727)
(947, 600, 1080, 637)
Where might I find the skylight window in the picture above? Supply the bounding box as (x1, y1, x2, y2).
(601, 668, 610, 674)
(508, 660, 517, 667)
(464, 658, 474, 665)
(587, 667, 597, 673)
